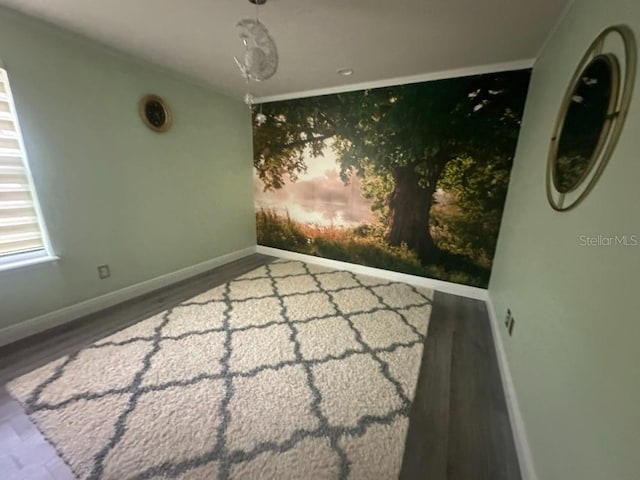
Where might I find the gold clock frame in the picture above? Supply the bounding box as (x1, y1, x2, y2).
(546, 25, 637, 212)
(139, 94, 172, 133)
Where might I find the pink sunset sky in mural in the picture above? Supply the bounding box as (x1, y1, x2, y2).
(254, 143, 375, 227)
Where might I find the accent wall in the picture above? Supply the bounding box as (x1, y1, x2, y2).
(253, 70, 531, 288)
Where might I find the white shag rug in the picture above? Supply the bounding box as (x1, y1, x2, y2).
(7, 260, 433, 480)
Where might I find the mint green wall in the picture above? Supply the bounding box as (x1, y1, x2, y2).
(489, 1, 640, 479)
(0, 7, 255, 330)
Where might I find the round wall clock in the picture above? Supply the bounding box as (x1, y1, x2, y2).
(139, 94, 172, 132)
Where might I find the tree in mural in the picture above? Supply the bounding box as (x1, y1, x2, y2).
(253, 71, 530, 275)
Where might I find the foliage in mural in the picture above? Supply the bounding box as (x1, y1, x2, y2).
(253, 70, 531, 287)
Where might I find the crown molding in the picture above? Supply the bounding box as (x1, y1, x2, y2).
(256, 58, 535, 104)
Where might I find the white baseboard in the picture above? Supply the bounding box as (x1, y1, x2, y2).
(0, 246, 257, 347)
(256, 246, 488, 300)
(486, 294, 538, 480)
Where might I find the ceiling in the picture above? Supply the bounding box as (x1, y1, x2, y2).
(0, 0, 570, 100)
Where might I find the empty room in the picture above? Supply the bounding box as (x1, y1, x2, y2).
(0, 0, 638, 479)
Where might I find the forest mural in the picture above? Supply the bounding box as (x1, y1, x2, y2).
(253, 69, 531, 288)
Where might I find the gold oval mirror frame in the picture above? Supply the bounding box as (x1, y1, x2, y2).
(552, 53, 620, 194)
(546, 25, 637, 212)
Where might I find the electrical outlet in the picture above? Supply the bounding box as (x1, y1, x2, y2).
(97, 264, 111, 279)
(509, 316, 515, 336)
(505, 308, 512, 327)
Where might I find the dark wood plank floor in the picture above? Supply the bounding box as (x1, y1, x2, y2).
(0, 255, 520, 480)
(400, 291, 521, 480)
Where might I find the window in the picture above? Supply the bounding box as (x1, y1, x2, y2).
(0, 66, 53, 270)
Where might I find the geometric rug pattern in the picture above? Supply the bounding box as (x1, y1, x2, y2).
(7, 260, 432, 480)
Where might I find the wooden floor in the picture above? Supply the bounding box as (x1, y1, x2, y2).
(400, 291, 521, 480)
(0, 254, 520, 480)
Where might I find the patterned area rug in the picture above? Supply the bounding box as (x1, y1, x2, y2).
(7, 260, 433, 480)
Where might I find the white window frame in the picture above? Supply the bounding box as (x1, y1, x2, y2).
(0, 62, 57, 272)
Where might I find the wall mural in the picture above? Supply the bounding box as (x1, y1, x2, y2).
(253, 69, 531, 288)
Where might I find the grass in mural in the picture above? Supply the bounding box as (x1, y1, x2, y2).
(256, 209, 487, 287)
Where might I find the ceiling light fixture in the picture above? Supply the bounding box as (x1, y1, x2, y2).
(337, 68, 354, 77)
(234, 0, 279, 119)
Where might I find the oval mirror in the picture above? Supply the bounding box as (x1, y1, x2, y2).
(553, 55, 619, 193)
(546, 25, 637, 212)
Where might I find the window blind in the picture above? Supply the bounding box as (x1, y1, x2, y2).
(0, 68, 46, 259)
